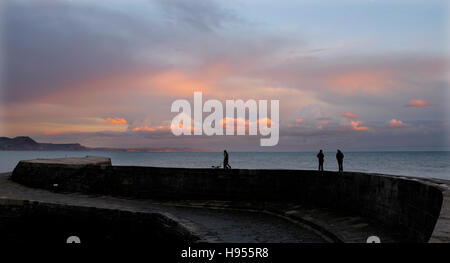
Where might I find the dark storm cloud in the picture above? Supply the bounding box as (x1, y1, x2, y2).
(2, 0, 155, 102)
(0, 0, 263, 104)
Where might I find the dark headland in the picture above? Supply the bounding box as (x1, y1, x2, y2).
(0, 136, 211, 152)
(0, 136, 87, 151)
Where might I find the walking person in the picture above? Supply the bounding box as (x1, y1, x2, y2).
(317, 149, 324, 171)
(336, 149, 344, 172)
(223, 150, 231, 169)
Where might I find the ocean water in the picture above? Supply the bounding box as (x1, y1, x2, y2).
(0, 151, 448, 180)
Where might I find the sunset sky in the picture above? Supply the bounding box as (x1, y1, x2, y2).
(0, 0, 449, 151)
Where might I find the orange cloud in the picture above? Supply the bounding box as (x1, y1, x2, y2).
(258, 118, 272, 126)
(106, 117, 128, 125)
(389, 118, 405, 128)
(350, 120, 369, 131)
(343, 112, 359, 119)
(132, 126, 156, 132)
(407, 99, 429, 107)
(169, 123, 196, 133)
(295, 118, 304, 123)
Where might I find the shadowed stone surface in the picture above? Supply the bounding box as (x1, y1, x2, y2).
(0, 173, 325, 243)
(20, 156, 111, 166)
(0, 198, 198, 245)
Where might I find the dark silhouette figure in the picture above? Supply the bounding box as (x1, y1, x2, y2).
(336, 150, 344, 172)
(223, 150, 231, 169)
(317, 150, 324, 171)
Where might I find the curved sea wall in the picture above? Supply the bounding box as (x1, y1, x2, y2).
(11, 159, 448, 242)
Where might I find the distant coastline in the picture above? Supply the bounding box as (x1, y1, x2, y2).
(0, 136, 213, 152)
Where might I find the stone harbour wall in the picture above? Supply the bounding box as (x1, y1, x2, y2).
(11, 160, 448, 242)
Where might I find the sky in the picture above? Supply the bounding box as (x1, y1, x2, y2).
(0, 0, 449, 151)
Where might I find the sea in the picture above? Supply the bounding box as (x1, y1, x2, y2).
(0, 151, 449, 180)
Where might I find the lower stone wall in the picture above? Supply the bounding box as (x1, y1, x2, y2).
(11, 161, 445, 242)
(0, 198, 199, 244)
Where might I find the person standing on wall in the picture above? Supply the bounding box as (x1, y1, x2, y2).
(223, 150, 231, 169)
(317, 149, 324, 171)
(336, 149, 344, 172)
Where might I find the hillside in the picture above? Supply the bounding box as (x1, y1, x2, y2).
(0, 136, 212, 152)
(0, 136, 88, 151)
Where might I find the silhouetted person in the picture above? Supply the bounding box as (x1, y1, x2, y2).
(317, 149, 324, 171)
(336, 149, 344, 172)
(223, 150, 231, 169)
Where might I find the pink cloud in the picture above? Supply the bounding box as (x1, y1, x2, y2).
(389, 118, 405, 128)
(350, 120, 369, 131)
(43, 130, 63, 135)
(407, 99, 429, 107)
(343, 112, 359, 119)
(326, 69, 394, 95)
(295, 118, 304, 123)
(221, 117, 273, 134)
